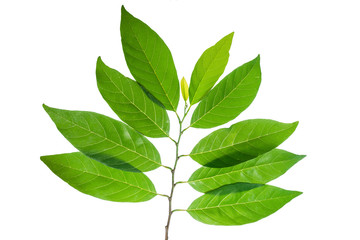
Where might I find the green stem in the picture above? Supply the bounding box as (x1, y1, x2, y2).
(157, 193, 170, 198)
(174, 181, 187, 185)
(172, 209, 187, 213)
(164, 104, 190, 240)
(161, 164, 173, 171)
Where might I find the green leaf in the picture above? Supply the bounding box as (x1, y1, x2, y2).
(190, 119, 298, 167)
(188, 149, 305, 193)
(189, 33, 234, 105)
(41, 152, 157, 202)
(43, 105, 161, 172)
(190, 55, 261, 128)
(120, 6, 179, 111)
(96, 57, 170, 138)
(187, 183, 301, 225)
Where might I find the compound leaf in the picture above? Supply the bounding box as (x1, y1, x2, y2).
(41, 152, 157, 202)
(96, 57, 170, 138)
(191, 55, 261, 128)
(120, 6, 179, 111)
(190, 119, 298, 167)
(187, 183, 301, 225)
(43, 105, 161, 172)
(188, 149, 305, 192)
(189, 32, 234, 105)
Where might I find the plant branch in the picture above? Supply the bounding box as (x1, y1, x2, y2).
(165, 103, 191, 240)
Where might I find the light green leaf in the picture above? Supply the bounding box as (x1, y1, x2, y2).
(187, 183, 301, 225)
(181, 77, 189, 101)
(191, 55, 261, 128)
(188, 149, 305, 192)
(96, 57, 170, 138)
(43, 105, 161, 172)
(41, 152, 157, 202)
(189, 33, 234, 105)
(120, 6, 179, 111)
(190, 119, 298, 167)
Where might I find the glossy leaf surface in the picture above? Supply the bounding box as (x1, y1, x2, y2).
(41, 152, 157, 202)
(96, 57, 170, 138)
(190, 119, 298, 167)
(191, 56, 261, 128)
(43, 105, 161, 172)
(189, 33, 234, 105)
(120, 6, 179, 111)
(188, 149, 305, 192)
(187, 183, 301, 225)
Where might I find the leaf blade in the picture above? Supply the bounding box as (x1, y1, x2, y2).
(120, 6, 179, 111)
(43, 104, 161, 172)
(191, 55, 261, 128)
(41, 152, 157, 202)
(188, 149, 305, 192)
(96, 57, 170, 138)
(187, 183, 301, 225)
(190, 119, 298, 167)
(189, 32, 234, 105)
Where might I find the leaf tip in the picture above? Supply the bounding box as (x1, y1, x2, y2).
(42, 104, 50, 112)
(40, 155, 46, 162)
(294, 190, 303, 197)
(96, 56, 104, 68)
(40, 155, 51, 165)
(121, 5, 130, 18)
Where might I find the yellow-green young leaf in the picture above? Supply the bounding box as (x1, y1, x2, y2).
(188, 149, 305, 192)
(189, 32, 234, 105)
(43, 105, 161, 172)
(190, 119, 298, 167)
(96, 57, 170, 138)
(187, 183, 302, 225)
(181, 77, 189, 101)
(41, 152, 157, 202)
(191, 55, 261, 128)
(120, 6, 179, 111)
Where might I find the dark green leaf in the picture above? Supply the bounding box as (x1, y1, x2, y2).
(41, 152, 157, 202)
(187, 183, 301, 225)
(120, 6, 179, 111)
(190, 119, 298, 167)
(189, 33, 234, 105)
(188, 149, 305, 192)
(43, 105, 161, 172)
(191, 56, 261, 128)
(96, 57, 170, 138)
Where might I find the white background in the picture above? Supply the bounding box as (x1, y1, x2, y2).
(1, 0, 360, 239)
